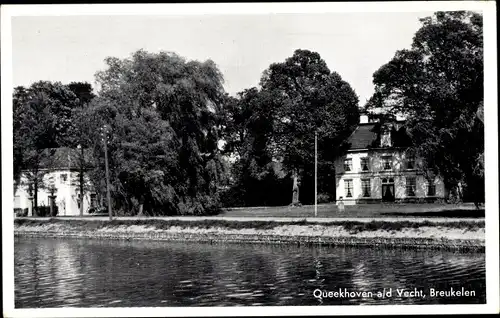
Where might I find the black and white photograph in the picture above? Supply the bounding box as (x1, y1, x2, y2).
(1, 2, 498, 317)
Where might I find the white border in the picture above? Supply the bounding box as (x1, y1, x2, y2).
(0, 1, 494, 15)
(2, 2, 498, 317)
(482, 1, 499, 312)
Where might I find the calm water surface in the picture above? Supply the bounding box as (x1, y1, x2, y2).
(15, 237, 485, 307)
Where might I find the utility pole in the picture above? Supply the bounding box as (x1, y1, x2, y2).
(102, 125, 113, 221)
(78, 144, 84, 217)
(314, 130, 318, 217)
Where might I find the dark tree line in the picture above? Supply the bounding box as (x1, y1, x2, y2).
(13, 11, 485, 214)
(14, 49, 360, 214)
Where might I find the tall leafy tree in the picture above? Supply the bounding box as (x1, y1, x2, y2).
(68, 82, 95, 106)
(367, 11, 484, 205)
(13, 86, 29, 185)
(89, 49, 226, 215)
(221, 88, 290, 207)
(259, 49, 359, 205)
(67, 82, 96, 216)
(13, 81, 80, 215)
(79, 98, 181, 215)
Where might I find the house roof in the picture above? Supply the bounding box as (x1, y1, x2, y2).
(346, 121, 412, 151)
(38, 147, 94, 170)
(347, 123, 378, 150)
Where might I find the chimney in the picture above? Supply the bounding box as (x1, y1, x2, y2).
(359, 113, 369, 124)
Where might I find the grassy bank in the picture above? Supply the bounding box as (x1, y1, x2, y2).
(14, 217, 484, 233)
(14, 218, 485, 251)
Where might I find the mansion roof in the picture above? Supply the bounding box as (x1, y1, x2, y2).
(34, 147, 93, 171)
(346, 121, 412, 151)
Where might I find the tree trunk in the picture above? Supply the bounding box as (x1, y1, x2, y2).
(33, 182, 38, 217)
(49, 196, 54, 216)
(291, 170, 300, 205)
(137, 195, 144, 216)
(79, 164, 84, 217)
(79, 103, 86, 217)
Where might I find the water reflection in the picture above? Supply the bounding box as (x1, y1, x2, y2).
(15, 238, 485, 307)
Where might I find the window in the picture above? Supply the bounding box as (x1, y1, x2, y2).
(382, 178, 394, 184)
(60, 173, 68, 183)
(344, 179, 353, 198)
(361, 179, 371, 197)
(47, 175, 56, 188)
(380, 126, 392, 147)
(406, 157, 415, 170)
(427, 179, 436, 196)
(344, 158, 352, 172)
(406, 177, 416, 197)
(14, 196, 21, 207)
(361, 158, 370, 171)
(382, 156, 392, 170)
(90, 194, 97, 207)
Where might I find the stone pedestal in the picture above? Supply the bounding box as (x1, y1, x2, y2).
(28, 196, 34, 217)
(291, 173, 301, 206)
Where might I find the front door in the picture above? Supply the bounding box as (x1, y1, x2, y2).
(382, 184, 395, 202)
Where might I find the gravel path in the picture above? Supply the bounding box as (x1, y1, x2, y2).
(20, 216, 484, 223)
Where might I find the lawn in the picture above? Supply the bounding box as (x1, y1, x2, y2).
(221, 202, 484, 218)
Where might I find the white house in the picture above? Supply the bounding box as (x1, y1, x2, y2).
(335, 113, 446, 205)
(14, 147, 97, 216)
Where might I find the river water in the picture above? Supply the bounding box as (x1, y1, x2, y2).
(14, 237, 485, 307)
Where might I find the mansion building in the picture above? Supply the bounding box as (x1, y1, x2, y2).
(335, 113, 446, 205)
(14, 147, 97, 216)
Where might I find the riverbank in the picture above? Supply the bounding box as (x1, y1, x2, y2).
(14, 218, 485, 252)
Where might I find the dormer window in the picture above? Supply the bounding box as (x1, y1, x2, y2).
(380, 125, 392, 147)
(344, 158, 352, 172)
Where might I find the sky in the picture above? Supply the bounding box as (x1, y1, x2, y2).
(12, 11, 435, 106)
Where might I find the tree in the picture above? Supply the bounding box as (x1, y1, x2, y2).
(220, 88, 290, 207)
(67, 82, 96, 216)
(88, 49, 226, 215)
(79, 99, 181, 215)
(13, 81, 80, 215)
(68, 82, 95, 106)
(367, 11, 484, 205)
(259, 49, 359, 205)
(13, 86, 29, 186)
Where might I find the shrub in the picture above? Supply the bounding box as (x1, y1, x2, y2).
(36, 206, 58, 217)
(447, 194, 463, 205)
(317, 193, 331, 204)
(434, 198, 447, 204)
(14, 208, 28, 217)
